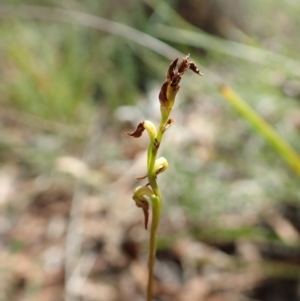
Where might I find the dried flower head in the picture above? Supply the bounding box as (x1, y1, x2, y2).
(159, 54, 203, 117)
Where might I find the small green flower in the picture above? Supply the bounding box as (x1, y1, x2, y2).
(125, 120, 157, 141)
(132, 186, 153, 229)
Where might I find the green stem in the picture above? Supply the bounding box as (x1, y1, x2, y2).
(147, 193, 161, 301)
(147, 140, 154, 171)
(146, 114, 169, 301)
(148, 116, 169, 175)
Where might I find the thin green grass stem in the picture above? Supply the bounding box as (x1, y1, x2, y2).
(220, 85, 300, 175)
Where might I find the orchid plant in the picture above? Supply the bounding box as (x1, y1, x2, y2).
(126, 55, 202, 301)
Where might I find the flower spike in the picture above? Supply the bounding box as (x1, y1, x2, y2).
(126, 55, 202, 301)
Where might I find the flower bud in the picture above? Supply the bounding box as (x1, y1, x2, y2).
(153, 157, 168, 175)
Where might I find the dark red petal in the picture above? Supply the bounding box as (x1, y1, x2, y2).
(189, 61, 203, 75)
(125, 122, 145, 138)
(177, 54, 190, 73)
(167, 58, 179, 81)
(171, 73, 183, 86)
(159, 81, 169, 106)
(141, 200, 149, 229)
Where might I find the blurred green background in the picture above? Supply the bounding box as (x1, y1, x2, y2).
(0, 1, 300, 301)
